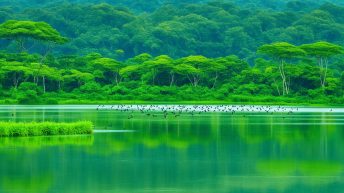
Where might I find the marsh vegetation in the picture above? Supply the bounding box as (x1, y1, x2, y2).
(0, 121, 93, 137)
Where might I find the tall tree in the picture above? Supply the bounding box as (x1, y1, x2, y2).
(300, 41, 343, 88)
(174, 64, 201, 87)
(90, 57, 122, 85)
(176, 55, 210, 87)
(143, 55, 175, 85)
(258, 42, 305, 95)
(203, 60, 226, 89)
(0, 60, 31, 89)
(119, 65, 142, 82)
(29, 63, 60, 93)
(0, 20, 68, 88)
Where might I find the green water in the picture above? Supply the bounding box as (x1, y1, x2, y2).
(0, 105, 343, 193)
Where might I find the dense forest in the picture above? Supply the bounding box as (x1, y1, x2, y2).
(1, 0, 344, 59)
(0, 0, 344, 104)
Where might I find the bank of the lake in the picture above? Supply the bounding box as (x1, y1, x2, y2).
(0, 121, 93, 137)
(58, 99, 344, 107)
(0, 94, 343, 106)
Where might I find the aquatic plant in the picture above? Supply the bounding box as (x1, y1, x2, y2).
(0, 135, 94, 148)
(0, 121, 93, 137)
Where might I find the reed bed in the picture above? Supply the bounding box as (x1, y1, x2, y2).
(0, 121, 93, 137)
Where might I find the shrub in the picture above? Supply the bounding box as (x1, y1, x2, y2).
(44, 98, 59, 104)
(18, 82, 43, 95)
(17, 90, 40, 104)
(79, 81, 102, 93)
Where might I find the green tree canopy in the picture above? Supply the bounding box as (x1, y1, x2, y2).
(90, 57, 122, 85)
(0, 20, 68, 51)
(300, 41, 343, 57)
(258, 42, 306, 95)
(258, 42, 306, 60)
(300, 41, 344, 88)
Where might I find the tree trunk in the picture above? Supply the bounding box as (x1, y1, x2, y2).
(318, 57, 328, 89)
(319, 57, 324, 88)
(286, 77, 291, 95)
(152, 70, 157, 85)
(279, 60, 286, 95)
(16, 38, 26, 53)
(212, 71, 218, 89)
(187, 75, 193, 86)
(42, 76, 46, 93)
(278, 59, 291, 95)
(186, 74, 200, 87)
(169, 72, 175, 87)
(114, 72, 121, 86)
(58, 80, 61, 91)
(273, 78, 281, 96)
(13, 73, 18, 89)
(322, 58, 328, 88)
(282, 60, 288, 95)
(34, 76, 39, 85)
(193, 75, 199, 87)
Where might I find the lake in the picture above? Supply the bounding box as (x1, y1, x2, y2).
(0, 105, 343, 193)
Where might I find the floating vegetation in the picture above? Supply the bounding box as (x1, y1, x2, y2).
(0, 121, 93, 137)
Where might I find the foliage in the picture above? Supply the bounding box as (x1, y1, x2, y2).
(0, 20, 67, 52)
(258, 42, 306, 95)
(0, 20, 67, 44)
(0, 121, 93, 137)
(1, 1, 344, 59)
(300, 42, 344, 88)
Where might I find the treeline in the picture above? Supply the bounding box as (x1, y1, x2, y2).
(0, 20, 343, 104)
(1, 45, 343, 104)
(1, 1, 344, 60)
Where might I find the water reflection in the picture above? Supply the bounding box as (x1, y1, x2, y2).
(0, 136, 94, 150)
(1, 174, 53, 193)
(257, 160, 342, 176)
(0, 107, 343, 193)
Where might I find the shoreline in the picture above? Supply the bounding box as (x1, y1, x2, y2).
(1, 100, 343, 107)
(0, 104, 342, 113)
(60, 100, 344, 107)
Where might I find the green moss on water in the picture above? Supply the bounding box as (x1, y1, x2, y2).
(0, 121, 93, 137)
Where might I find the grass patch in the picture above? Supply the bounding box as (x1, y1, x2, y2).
(0, 121, 93, 137)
